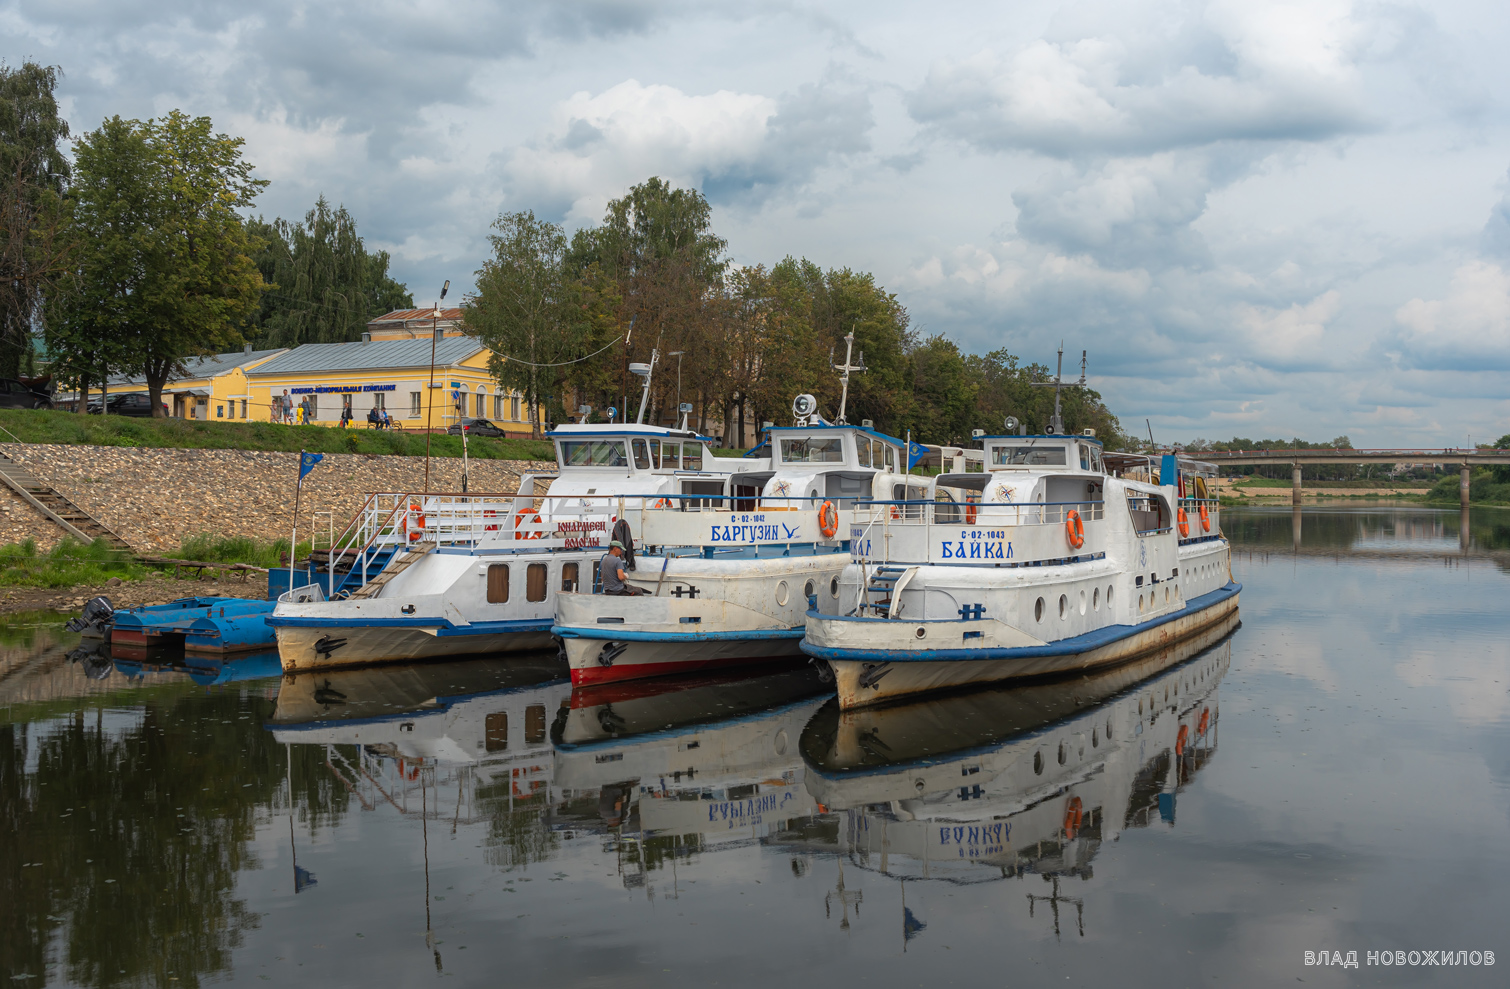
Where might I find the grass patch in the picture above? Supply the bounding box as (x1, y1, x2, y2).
(0, 538, 149, 588)
(175, 534, 310, 569)
(1424, 472, 1510, 507)
(0, 408, 555, 461)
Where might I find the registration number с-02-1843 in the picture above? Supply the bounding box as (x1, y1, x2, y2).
(941, 529, 1012, 560)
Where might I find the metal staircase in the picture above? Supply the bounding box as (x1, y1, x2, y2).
(344, 543, 431, 599)
(0, 451, 131, 550)
(860, 566, 908, 617)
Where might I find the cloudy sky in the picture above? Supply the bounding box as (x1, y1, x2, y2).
(6, 0, 1510, 445)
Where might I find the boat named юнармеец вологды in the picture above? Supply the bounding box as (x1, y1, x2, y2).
(800, 403, 1237, 708)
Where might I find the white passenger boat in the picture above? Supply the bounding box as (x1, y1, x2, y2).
(802, 361, 1237, 709)
(801, 627, 1232, 885)
(554, 343, 926, 686)
(269, 418, 759, 673)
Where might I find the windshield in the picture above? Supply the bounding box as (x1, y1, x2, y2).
(559, 440, 627, 467)
(992, 444, 1067, 466)
(780, 437, 844, 464)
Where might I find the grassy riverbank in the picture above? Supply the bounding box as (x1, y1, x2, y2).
(1423, 471, 1510, 507)
(0, 408, 555, 461)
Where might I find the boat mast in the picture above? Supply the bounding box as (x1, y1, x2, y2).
(832, 331, 866, 425)
(1031, 343, 1087, 435)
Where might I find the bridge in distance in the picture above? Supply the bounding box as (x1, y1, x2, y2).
(1192, 448, 1510, 506)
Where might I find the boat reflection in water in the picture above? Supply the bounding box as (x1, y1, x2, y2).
(268, 653, 570, 808)
(552, 663, 830, 880)
(800, 611, 1235, 927)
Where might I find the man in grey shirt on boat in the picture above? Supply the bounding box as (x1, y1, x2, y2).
(599, 541, 644, 595)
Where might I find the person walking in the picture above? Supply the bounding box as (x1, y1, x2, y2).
(280, 390, 293, 423)
(598, 541, 643, 595)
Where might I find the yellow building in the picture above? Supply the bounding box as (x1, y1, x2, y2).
(59, 348, 288, 419)
(243, 332, 541, 431)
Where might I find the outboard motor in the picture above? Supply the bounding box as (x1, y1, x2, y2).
(65, 596, 115, 636)
(65, 640, 114, 680)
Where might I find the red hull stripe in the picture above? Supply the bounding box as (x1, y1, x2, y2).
(568, 659, 808, 707)
(569, 654, 796, 687)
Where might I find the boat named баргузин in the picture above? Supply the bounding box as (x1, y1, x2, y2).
(800, 432, 1237, 709)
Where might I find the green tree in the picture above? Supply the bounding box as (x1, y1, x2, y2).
(0, 62, 73, 383)
(248, 196, 411, 347)
(465, 211, 600, 437)
(50, 111, 266, 417)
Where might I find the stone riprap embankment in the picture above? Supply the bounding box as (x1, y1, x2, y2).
(0, 443, 554, 553)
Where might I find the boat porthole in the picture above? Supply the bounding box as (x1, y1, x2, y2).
(1079, 590, 1087, 615)
(830, 577, 839, 597)
(1165, 587, 1171, 604)
(1035, 597, 1045, 622)
(1033, 751, 1044, 775)
(1107, 585, 1114, 605)
(775, 581, 790, 606)
(1092, 728, 1099, 748)
(915, 626, 927, 639)
(1057, 742, 1067, 765)
(1138, 698, 1143, 714)
(1106, 718, 1113, 739)
(1058, 594, 1068, 619)
(804, 580, 814, 600)
(1093, 587, 1100, 611)
(914, 778, 926, 793)
(1138, 594, 1144, 613)
(774, 730, 788, 756)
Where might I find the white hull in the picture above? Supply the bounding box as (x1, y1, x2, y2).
(820, 593, 1238, 708)
(560, 631, 803, 686)
(275, 623, 555, 673)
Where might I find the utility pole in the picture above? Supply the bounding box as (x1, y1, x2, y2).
(423, 280, 449, 494)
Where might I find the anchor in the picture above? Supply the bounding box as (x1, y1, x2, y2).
(598, 641, 628, 667)
(858, 662, 891, 689)
(313, 635, 348, 658)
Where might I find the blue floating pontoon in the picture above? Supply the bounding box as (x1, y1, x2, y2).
(111, 596, 277, 654)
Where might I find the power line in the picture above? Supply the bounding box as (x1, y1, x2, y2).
(494, 335, 623, 367)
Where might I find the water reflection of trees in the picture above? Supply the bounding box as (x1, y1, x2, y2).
(1226, 506, 1510, 554)
(1, 688, 353, 988)
(476, 773, 559, 872)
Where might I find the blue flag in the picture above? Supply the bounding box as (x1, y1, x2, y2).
(299, 451, 324, 481)
(906, 440, 926, 470)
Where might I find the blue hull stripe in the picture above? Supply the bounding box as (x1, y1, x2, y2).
(266, 616, 553, 636)
(800, 581, 1241, 664)
(553, 625, 806, 643)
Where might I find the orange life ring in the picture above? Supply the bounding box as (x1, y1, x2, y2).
(513, 508, 543, 539)
(1065, 509, 1085, 549)
(1176, 724, 1189, 757)
(406, 501, 425, 541)
(890, 505, 901, 521)
(1198, 707, 1210, 736)
(965, 500, 978, 525)
(818, 500, 838, 538)
(1063, 796, 1083, 839)
(1199, 504, 1210, 532)
(1177, 507, 1190, 538)
(651, 498, 672, 510)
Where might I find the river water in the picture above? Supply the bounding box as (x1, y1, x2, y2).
(3, 504, 1507, 987)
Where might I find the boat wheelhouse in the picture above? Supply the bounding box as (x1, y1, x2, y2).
(553, 410, 917, 686)
(801, 364, 1236, 708)
(268, 422, 764, 673)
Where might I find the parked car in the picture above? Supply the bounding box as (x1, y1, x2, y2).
(0, 378, 52, 409)
(447, 417, 505, 437)
(86, 393, 168, 417)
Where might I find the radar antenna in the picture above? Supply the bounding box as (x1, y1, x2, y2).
(1030, 343, 1088, 435)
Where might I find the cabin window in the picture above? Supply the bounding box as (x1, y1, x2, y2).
(632, 439, 651, 470)
(993, 444, 1068, 466)
(1080, 446, 1091, 471)
(525, 705, 547, 744)
(780, 437, 844, 464)
(592, 561, 601, 591)
(646, 439, 661, 468)
(884, 445, 896, 471)
(485, 712, 508, 752)
(487, 564, 510, 603)
(682, 480, 724, 509)
(525, 563, 548, 602)
(560, 440, 627, 467)
(562, 562, 579, 591)
(857, 438, 871, 468)
(660, 443, 679, 469)
(683, 445, 703, 471)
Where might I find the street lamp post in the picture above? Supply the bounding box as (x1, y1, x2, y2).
(423, 279, 450, 494)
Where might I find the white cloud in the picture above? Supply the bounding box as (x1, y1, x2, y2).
(1394, 261, 1510, 370)
(908, 0, 1370, 157)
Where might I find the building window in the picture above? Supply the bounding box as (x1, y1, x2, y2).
(476, 392, 486, 418)
(216, 404, 224, 418)
(487, 564, 509, 603)
(240, 400, 248, 418)
(562, 562, 578, 591)
(373, 392, 385, 410)
(526, 563, 547, 602)
(510, 396, 520, 421)
(410, 391, 421, 417)
(485, 712, 507, 752)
